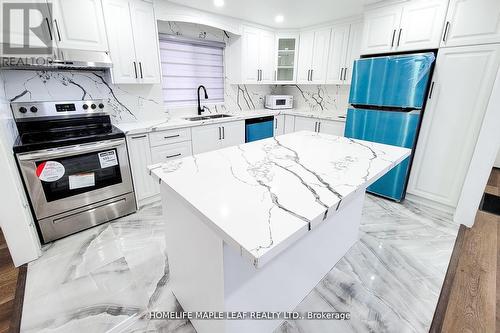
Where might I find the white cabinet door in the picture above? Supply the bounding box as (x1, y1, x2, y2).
(50, 0, 108, 51)
(242, 26, 260, 83)
(318, 120, 345, 136)
(191, 124, 223, 154)
(442, 0, 500, 47)
(127, 134, 159, 202)
(310, 28, 331, 84)
(397, 0, 448, 51)
(361, 5, 402, 55)
(220, 121, 245, 149)
(326, 25, 350, 85)
(102, 0, 137, 84)
(274, 115, 285, 136)
(130, 0, 160, 84)
(274, 34, 299, 84)
(259, 30, 275, 83)
(344, 21, 363, 85)
(284, 115, 295, 134)
(294, 116, 318, 132)
(408, 44, 500, 208)
(297, 31, 315, 83)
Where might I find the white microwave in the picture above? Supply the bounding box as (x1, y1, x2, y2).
(265, 95, 293, 110)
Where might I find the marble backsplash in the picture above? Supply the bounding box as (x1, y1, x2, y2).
(281, 84, 351, 116)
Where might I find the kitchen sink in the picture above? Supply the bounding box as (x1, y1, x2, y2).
(184, 114, 233, 121)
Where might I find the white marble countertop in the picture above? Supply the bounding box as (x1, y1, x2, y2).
(115, 108, 347, 135)
(149, 131, 410, 268)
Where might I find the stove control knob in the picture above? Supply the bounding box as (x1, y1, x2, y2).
(30, 106, 38, 113)
(91, 104, 97, 109)
(19, 107, 27, 113)
(98, 103, 104, 109)
(82, 104, 89, 110)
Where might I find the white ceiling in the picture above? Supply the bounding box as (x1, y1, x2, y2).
(167, 0, 381, 29)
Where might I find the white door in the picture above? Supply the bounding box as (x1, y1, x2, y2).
(102, 0, 138, 84)
(274, 115, 285, 136)
(408, 44, 500, 208)
(297, 31, 315, 83)
(274, 35, 299, 84)
(50, 0, 108, 51)
(127, 134, 159, 203)
(344, 21, 363, 85)
(130, 0, 160, 84)
(259, 30, 275, 83)
(242, 26, 260, 83)
(191, 124, 223, 154)
(318, 120, 345, 136)
(220, 121, 245, 149)
(310, 28, 331, 84)
(443, 0, 500, 47)
(397, 0, 448, 52)
(284, 115, 295, 134)
(326, 24, 350, 85)
(361, 5, 402, 55)
(294, 116, 318, 132)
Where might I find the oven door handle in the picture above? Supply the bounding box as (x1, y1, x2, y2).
(17, 139, 126, 161)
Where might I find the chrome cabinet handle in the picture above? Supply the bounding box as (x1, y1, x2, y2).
(139, 62, 143, 79)
(218, 127, 221, 140)
(54, 19, 61, 41)
(163, 134, 180, 139)
(317, 122, 321, 133)
(343, 67, 348, 81)
(442, 21, 450, 43)
(314, 121, 318, 132)
(275, 119, 278, 129)
(340, 68, 344, 81)
(222, 126, 225, 139)
(310, 69, 313, 81)
(131, 135, 147, 139)
(166, 153, 181, 159)
(133, 62, 138, 79)
(397, 28, 402, 47)
(45, 18, 53, 40)
(391, 29, 396, 47)
(428, 82, 435, 99)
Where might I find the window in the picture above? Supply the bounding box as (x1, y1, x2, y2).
(158, 34, 225, 108)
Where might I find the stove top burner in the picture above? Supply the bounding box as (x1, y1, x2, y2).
(11, 100, 125, 154)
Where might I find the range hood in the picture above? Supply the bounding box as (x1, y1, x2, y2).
(1, 48, 113, 70)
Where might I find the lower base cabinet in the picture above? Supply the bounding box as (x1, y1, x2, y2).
(294, 116, 346, 136)
(191, 120, 245, 154)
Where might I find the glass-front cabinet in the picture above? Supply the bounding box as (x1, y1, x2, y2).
(274, 34, 299, 83)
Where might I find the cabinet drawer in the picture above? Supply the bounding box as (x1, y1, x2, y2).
(149, 128, 191, 147)
(151, 141, 193, 164)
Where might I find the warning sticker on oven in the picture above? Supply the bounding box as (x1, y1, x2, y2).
(36, 161, 65, 182)
(98, 150, 118, 168)
(69, 173, 95, 190)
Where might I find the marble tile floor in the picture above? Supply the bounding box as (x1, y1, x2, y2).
(21, 195, 459, 333)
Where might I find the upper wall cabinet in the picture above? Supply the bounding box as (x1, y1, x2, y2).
(49, 0, 109, 52)
(360, 0, 448, 55)
(274, 34, 299, 84)
(227, 26, 275, 84)
(297, 28, 331, 84)
(326, 21, 363, 85)
(102, 0, 161, 84)
(441, 0, 500, 47)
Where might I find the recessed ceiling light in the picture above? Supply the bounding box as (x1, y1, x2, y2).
(214, 0, 224, 7)
(275, 15, 284, 23)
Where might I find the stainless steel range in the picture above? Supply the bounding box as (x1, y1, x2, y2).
(12, 100, 136, 243)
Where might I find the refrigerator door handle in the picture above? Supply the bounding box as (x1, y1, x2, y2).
(428, 81, 435, 99)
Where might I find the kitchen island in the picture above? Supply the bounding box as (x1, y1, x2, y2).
(149, 131, 410, 333)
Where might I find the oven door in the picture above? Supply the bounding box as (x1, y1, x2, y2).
(17, 138, 134, 219)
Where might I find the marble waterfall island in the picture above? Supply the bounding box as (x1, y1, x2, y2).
(149, 131, 410, 333)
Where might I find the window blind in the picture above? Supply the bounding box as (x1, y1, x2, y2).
(159, 35, 225, 108)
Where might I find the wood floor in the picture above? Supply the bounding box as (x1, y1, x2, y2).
(0, 229, 25, 333)
(431, 168, 500, 333)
